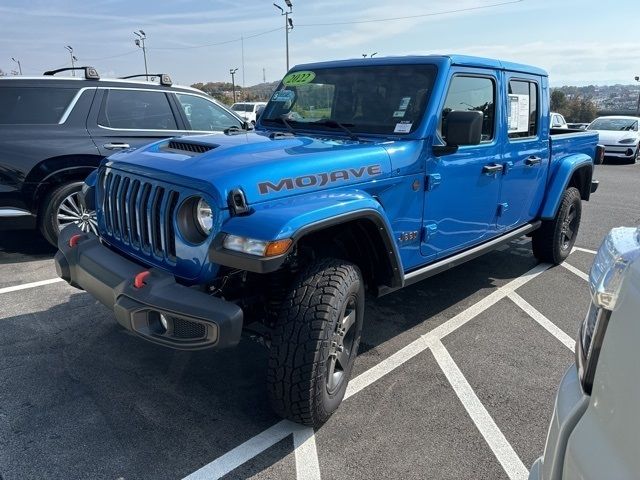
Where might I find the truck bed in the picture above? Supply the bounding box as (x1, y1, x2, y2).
(549, 129, 598, 176)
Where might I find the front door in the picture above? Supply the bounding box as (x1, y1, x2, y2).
(421, 71, 502, 259)
(498, 75, 549, 230)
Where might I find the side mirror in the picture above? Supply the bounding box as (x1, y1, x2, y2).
(443, 110, 483, 146)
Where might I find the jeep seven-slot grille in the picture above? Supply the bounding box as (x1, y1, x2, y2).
(167, 140, 215, 154)
(102, 171, 179, 262)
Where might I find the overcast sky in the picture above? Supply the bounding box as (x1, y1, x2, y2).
(1, 0, 638, 87)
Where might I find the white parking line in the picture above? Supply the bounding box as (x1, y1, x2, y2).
(508, 292, 575, 351)
(184, 262, 551, 479)
(0, 278, 63, 295)
(293, 427, 322, 480)
(572, 246, 597, 255)
(431, 340, 529, 480)
(560, 262, 589, 281)
(182, 420, 296, 480)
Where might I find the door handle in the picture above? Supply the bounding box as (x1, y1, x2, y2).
(103, 143, 130, 150)
(482, 164, 504, 175)
(525, 156, 542, 166)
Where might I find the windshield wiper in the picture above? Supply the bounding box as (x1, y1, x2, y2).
(263, 116, 297, 135)
(312, 119, 359, 140)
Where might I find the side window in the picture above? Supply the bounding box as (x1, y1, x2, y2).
(99, 90, 177, 130)
(508, 80, 538, 139)
(0, 87, 79, 124)
(176, 94, 242, 131)
(441, 75, 496, 142)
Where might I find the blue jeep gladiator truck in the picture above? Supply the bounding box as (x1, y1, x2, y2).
(55, 55, 602, 426)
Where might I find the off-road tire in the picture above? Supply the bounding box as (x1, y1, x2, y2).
(532, 187, 581, 264)
(267, 258, 364, 427)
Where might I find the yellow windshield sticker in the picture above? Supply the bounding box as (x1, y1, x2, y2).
(282, 71, 316, 86)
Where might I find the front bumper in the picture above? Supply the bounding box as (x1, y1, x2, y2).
(55, 225, 243, 350)
(602, 144, 638, 158)
(528, 365, 589, 480)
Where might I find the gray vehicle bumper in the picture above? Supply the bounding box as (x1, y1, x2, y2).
(55, 225, 243, 351)
(528, 365, 589, 480)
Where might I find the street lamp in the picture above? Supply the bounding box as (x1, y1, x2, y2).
(65, 46, 76, 75)
(273, 1, 293, 71)
(635, 76, 640, 116)
(230, 68, 239, 103)
(134, 30, 149, 80)
(11, 57, 22, 75)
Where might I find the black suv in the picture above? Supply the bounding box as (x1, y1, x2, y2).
(0, 67, 248, 245)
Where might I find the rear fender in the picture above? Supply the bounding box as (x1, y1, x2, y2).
(540, 154, 593, 220)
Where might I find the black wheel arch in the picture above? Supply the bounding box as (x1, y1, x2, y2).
(294, 211, 403, 294)
(567, 163, 593, 202)
(23, 154, 102, 213)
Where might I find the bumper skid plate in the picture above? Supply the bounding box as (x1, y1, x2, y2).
(55, 226, 243, 350)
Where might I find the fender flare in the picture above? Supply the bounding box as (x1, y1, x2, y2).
(210, 191, 404, 288)
(540, 154, 593, 220)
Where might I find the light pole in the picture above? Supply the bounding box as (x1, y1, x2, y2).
(65, 46, 76, 75)
(635, 76, 640, 116)
(11, 57, 22, 75)
(273, 1, 293, 72)
(230, 68, 238, 103)
(134, 30, 149, 80)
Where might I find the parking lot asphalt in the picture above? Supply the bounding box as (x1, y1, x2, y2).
(0, 162, 638, 480)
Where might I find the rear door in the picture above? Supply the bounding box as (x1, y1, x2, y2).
(87, 88, 184, 156)
(497, 75, 549, 230)
(172, 93, 244, 133)
(421, 70, 503, 259)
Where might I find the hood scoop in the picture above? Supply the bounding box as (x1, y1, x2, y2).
(165, 140, 217, 155)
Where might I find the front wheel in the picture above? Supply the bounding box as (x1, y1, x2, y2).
(267, 258, 364, 427)
(532, 187, 581, 264)
(39, 181, 97, 247)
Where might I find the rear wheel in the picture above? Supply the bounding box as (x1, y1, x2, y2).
(532, 187, 581, 264)
(39, 181, 97, 247)
(267, 258, 364, 427)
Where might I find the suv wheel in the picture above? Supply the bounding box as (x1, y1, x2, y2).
(532, 187, 581, 264)
(267, 258, 364, 427)
(39, 181, 97, 246)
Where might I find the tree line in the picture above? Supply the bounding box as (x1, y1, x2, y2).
(550, 90, 597, 123)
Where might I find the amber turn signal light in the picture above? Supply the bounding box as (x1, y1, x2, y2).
(265, 239, 293, 257)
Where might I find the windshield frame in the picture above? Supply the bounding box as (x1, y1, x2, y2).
(259, 63, 439, 139)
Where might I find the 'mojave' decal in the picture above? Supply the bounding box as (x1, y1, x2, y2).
(258, 164, 381, 195)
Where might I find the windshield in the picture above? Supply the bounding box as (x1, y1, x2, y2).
(261, 64, 437, 136)
(588, 118, 638, 131)
(231, 103, 249, 112)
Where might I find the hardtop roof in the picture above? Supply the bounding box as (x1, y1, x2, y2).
(291, 54, 548, 77)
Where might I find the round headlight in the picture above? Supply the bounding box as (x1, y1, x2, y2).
(195, 198, 213, 235)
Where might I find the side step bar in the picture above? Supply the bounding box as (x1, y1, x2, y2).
(378, 222, 541, 296)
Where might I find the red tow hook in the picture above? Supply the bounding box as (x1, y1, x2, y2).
(134, 271, 151, 289)
(69, 234, 83, 248)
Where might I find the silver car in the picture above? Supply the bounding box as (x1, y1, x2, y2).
(530, 226, 640, 479)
